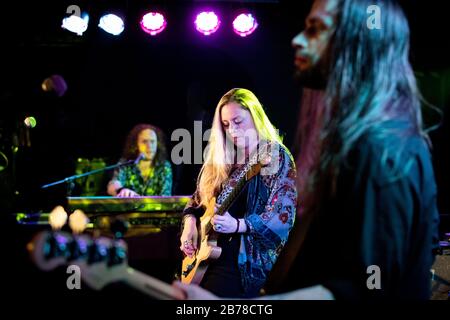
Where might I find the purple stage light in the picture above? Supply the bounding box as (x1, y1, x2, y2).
(232, 13, 258, 37)
(140, 12, 167, 36)
(195, 11, 220, 36)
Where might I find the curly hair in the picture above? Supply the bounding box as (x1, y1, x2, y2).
(121, 124, 168, 165)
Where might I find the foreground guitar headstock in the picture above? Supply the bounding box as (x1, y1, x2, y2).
(28, 230, 128, 290)
(27, 205, 182, 299)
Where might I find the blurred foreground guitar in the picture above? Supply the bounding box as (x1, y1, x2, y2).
(181, 162, 262, 284)
(28, 230, 180, 299)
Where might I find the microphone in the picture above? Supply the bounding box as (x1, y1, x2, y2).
(134, 153, 147, 165)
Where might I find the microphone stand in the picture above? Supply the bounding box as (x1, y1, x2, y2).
(41, 159, 137, 196)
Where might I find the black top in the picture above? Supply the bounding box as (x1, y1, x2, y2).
(200, 183, 251, 297)
(283, 123, 440, 300)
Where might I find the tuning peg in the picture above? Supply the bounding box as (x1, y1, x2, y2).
(69, 209, 89, 234)
(108, 239, 128, 267)
(259, 151, 272, 166)
(87, 237, 110, 264)
(48, 206, 68, 230)
(110, 218, 129, 239)
(28, 231, 73, 271)
(67, 234, 92, 261)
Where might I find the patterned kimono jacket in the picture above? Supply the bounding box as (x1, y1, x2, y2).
(183, 142, 297, 294)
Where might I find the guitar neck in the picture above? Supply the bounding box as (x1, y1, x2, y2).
(203, 164, 260, 235)
(216, 177, 247, 216)
(122, 267, 179, 300)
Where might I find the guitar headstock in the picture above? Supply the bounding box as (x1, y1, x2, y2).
(246, 163, 262, 180)
(245, 144, 275, 180)
(28, 230, 128, 290)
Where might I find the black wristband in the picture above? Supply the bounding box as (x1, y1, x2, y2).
(244, 219, 250, 233)
(234, 218, 240, 233)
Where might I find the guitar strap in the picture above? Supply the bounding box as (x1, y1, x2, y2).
(216, 150, 260, 207)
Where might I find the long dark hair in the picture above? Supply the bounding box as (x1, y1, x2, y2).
(301, 0, 427, 216)
(121, 123, 168, 166)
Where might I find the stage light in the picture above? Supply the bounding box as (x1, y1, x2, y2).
(232, 13, 258, 37)
(140, 12, 167, 36)
(195, 11, 220, 36)
(98, 13, 124, 35)
(0, 151, 7, 172)
(24, 117, 37, 129)
(41, 75, 67, 97)
(62, 13, 89, 36)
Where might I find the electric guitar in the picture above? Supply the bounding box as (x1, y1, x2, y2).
(28, 230, 180, 299)
(181, 162, 262, 284)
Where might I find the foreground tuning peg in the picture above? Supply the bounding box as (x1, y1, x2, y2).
(110, 218, 129, 239)
(48, 206, 68, 230)
(28, 231, 72, 271)
(69, 209, 89, 234)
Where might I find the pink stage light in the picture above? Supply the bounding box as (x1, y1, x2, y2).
(195, 11, 220, 36)
(232, 13, 258, 37)
(140, 12, 167, 36)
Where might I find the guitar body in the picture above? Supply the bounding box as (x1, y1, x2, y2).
(181, 197, 222, 284)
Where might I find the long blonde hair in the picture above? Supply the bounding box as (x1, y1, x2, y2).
(197, 88, 283, 207)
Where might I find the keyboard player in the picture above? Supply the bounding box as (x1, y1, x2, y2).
(107, 124, 173, 197)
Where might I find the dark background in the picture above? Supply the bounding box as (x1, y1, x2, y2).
(0, 0, 449, 306)
(0, 0, 449, 212)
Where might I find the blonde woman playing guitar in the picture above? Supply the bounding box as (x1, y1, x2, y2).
(179, 88, 297, 298)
